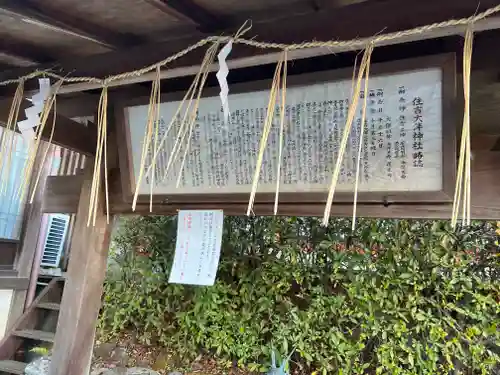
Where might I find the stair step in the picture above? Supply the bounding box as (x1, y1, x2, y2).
(13, 329, 55, 343)
(0, 360, 26, 374)
(37, 302, 60, 311)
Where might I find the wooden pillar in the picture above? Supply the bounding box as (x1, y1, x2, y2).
(49, 160, 113, 375)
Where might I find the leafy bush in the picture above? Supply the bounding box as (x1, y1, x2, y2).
(99, 216, 500, 374)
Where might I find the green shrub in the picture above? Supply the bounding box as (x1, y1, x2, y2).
(99, 216, 500, 374)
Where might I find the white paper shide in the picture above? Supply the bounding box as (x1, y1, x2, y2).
(216, 40, 233, 123)
(18, 78, 51, 142)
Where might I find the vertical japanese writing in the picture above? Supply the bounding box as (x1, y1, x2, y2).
(333, 100, 340, 174)
(286, 104, 298, 185)
(298, 103, 306, 182)
(361, 88, 371, 183)
(338, 99, 347, 182)
(191, 117, 202, 187)
(310, 101, 318, 183)
(317, 101, 325, 183)
(398, 86, 408, 179)
(270, 105, 278, 183)
(215, 109, 225, 186)
(180, 212, 193, 280)
(412, 96, 424, 168)
(369, 90, 377, 160)
(324, 100, 333, 183)
(376, 88, 385, 152)
(206, 113, 215, 186)
(233, 109, 241, 185)
(198, 211, 208, 278)
(385, 115, 392, 179)
(207, 211, 216, 278)
(352, 117, 361, 182)
(283, 104, 293, 185)
(302, 102, 314, 182)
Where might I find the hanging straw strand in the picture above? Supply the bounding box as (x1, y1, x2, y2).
(87, 87, 104, 225)
(131, 43, 219, 212)
(274, 50, 288, 215)
(87, 88, 104, 226)
(134, 73, 198, 209)
(352, 47, 372, 231)
(451, 25, 473, 228)
(464, 27, 473, 227)
(247, 54, 284, 216)
(18, 80, 63, 203)
(132, 70, 161, 211)
(102, 86, 110, 224)
(163, 43, 219, 182)
(87, 85, 109, 226)
(322, 44, 374, 226)
(176, 44, 220, 187)
(149, 67, 161, 212)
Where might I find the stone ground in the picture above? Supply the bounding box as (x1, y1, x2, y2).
(25, 335, 305, 375)
(92, 334, 255, 375)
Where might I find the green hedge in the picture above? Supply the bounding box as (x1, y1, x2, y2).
(99, 216, 500, 374)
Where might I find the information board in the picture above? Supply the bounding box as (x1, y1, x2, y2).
(120, 55, 455, 204)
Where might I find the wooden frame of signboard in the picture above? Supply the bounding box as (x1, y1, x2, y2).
(115, 53, 456, 208)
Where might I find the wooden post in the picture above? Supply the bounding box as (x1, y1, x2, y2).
(49, 160, 113, 375)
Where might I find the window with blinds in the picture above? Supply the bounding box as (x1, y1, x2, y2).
(40, 214, 70, 268)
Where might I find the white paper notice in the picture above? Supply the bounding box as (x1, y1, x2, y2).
(169, 210, 224, 286)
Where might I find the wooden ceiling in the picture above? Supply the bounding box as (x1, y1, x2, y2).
(0, 0, 362, 67)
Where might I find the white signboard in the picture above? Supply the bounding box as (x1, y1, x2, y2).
(169, 210, 223, 286)
(125, 67, 443, 196)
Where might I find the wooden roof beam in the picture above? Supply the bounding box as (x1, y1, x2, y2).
(0, 40, 54, 67)
(0, 0, 143, 49)
(145, 0, 227, 32)
(0, 52, 38, 67)
(0, 98, 97, 155)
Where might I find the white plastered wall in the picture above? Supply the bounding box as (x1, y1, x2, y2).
(0, 289, 14, 339)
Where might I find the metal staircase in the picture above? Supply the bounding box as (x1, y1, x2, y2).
(0, 277, 64, 374)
